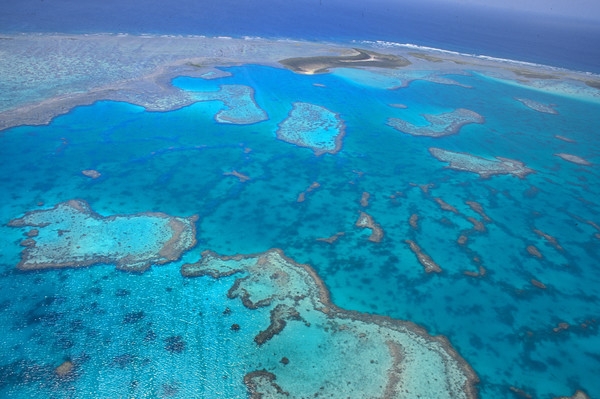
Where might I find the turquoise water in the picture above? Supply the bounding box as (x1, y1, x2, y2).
(1, 64, 599, 398)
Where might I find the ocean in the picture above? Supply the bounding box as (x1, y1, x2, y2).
(1, 1, 599, 399)
(2, 0, 600, 73)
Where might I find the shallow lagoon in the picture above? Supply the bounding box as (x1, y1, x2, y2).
(0, 35, 599, 398)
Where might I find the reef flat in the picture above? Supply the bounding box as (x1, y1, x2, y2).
(8, 200, 197, 272)
(191, 84, 268, 124)
(388, 108, 484, 137)
(429, 147, 535, 178)
(276, 102, 345, 155)
(515, 97, 558, 114)
(181, 249, 478, 398)
(555, 153, 593, 166)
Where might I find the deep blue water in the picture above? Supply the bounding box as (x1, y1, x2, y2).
(2, 0, 600, 73)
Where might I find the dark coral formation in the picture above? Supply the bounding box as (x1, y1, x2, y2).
(466, 201, 492, 223)
(54, 360, 75, 379)
(409, 214, 419, 230)
(554, 153, 592, 166)
(244, 370, 289, 398)
(434, 197, 459, 213)
(531, 279, 547, 289)
(123, 311, 145, 324)
(296, 182, 320, 203)
(360, 192, 370, 207)
(355, 211, 384, 243)
(533, 229, 563, 251)
(316, 232, 345, 244)
(254, 304, 303, 346)
(405, 240, 442, 273)
(526, 245, 543, 258)
(164, 336, 186, 354)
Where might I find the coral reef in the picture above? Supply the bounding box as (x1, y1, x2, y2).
(388, 108, 484, 137)
(405, 240, 443, 273)
(355, 211, 384, 242)
(555, 153, 592, 166)
(181, 249, 478, 398)
(276, 102, 345, 155)
(429, 148, 534, 178)
(515, 98, 558, 114)
(8, 200, 197, 272)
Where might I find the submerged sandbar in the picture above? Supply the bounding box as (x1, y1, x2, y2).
(8, 200, 198, 272)
(181, 249, 478, 398)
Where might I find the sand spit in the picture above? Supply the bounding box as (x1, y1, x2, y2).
(280, 48, 410, 75)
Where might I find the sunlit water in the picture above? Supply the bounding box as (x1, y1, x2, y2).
(1, 2, 600, 398)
